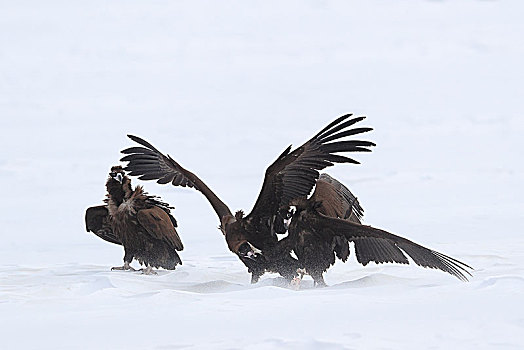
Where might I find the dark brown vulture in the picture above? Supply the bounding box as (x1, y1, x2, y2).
(85, 166, 183, 274)
(288, 173, 362, 286)
(289, 173, 472, 285)
(120, 114, 471, 284)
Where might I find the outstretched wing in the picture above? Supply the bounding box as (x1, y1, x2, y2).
(137, 206, 184, 251)
(85, 205, 121, 245)
(248, 114, 374, 220)
(311, 173, 364, 224)
(121, 135, 233, 223)
(317, 214, 473, 281)
(122, 135, 195, 187)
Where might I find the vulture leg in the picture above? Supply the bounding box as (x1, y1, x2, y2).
(297, 268, 306, 278)
(290, 277, 301, 290)
(289, 269, 306, 290)
(311, 272, 327, 287)
(140, 265, 158, 275)
(250, 270, 263, 284)
(111, 261, 136, 271)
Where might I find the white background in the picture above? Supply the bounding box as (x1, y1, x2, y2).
(1, 1, 523, 349)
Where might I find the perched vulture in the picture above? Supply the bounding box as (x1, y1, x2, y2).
(120, 114, 471, 284)
(85, 166, 183, 274)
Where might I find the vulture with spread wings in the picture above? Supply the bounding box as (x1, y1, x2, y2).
(289, 173, 472, 285)
(85, 166, 184, 274)
(289, 173, 364, 286)
(120, 114, 471, 284)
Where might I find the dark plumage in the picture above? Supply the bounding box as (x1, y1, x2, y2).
(85, 205, 121, 245)
(120, 114, 471, 284)
(85, 166, 183, 273)
(287, 173, 361, 286)
(289, 174, 472, 285)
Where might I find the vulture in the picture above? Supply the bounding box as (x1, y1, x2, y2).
(85, 166, 183, 274)
(289, 173, 362, 286)
(120, 114, 472, 284)
(289, 173, 472, 285)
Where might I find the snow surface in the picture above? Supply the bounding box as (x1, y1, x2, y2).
(1, 1, 523, 349)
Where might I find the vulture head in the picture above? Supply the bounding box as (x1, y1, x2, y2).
(106, 165, 132, 204)
(223, 216, 263, 261)
(108, 165, 126, 183)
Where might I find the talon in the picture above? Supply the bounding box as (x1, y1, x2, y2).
(111, 262, 135, 271)
(140, 266, 157, 275)
(290, 277, 301, 290)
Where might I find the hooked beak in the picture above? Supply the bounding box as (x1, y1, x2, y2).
(111, 173, 123, 183)
(239, 242, 263, 260)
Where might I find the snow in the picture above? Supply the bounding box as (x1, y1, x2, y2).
(1, 0, 523, 349)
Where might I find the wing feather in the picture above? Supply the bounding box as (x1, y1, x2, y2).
(137, 207, 184, 251)
(311, 173, 364, 223)
(318, 215, 472, 281)
(319, 127, 374, 143)
(85, 205, 121, 245)
(121, 135, 233, 222)
(248, 114, 374, 220)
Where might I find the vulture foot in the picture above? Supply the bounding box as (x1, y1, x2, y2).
(311, 272, 327, 287)
(250, 272, 262, 284)
(111, 262, 136, 271)
(290, 269, 306, 290)
(140, 266, 158, 275)
(290, 276, 302, 290)
(313, 278, 327, 288)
